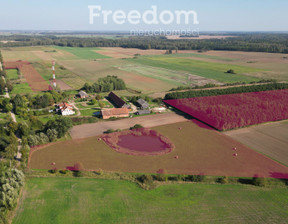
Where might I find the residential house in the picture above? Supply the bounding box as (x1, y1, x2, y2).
(56, 102, 75, 116)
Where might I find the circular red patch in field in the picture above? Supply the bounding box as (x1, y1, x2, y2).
(102, 129, 174, 156)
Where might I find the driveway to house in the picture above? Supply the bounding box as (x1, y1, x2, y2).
(70, 112, 190, 139)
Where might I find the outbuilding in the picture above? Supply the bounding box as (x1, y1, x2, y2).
(79, 90, 89, 99)
(136, 98, 149, 109)
(101, 108, 129, 119)
(108, 92, 130, 108)
(136, 110, 151, 115)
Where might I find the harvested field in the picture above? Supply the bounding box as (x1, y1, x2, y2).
(96, 47, 167, 58)
(118, 64, 222, 87)
(4, 61, 49, 91)
(20, 64, 49, 91)
(165, 89, 288, 130)
(225, 121, 288, 166)
(59, 59, 175, 93)
(30, 121, 288, 178)
(50, 80, 72, 90)
(70, 112, 189, 139)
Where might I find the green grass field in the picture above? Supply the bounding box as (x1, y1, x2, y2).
(37, 115, 55, 124)
(158, 53, 237, 62)
(11, 83, 33, 94)
(54, 46, 111, 60)
(79, 108, 100, 116)
(129, 56, 262, 83)
(12, 177, 288, 224)
(6, 69, 18, 80)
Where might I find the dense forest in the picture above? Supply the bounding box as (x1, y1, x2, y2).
(1, 33, 288, 53)
(164, 83, 288, 99)
(83, 75, 126, 93)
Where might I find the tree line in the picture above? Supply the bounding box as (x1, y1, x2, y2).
(0, 51, 13, 94)
(1, 33, 288, 53)
(82, 75, 126, 93)
(164, 83, 288, 99)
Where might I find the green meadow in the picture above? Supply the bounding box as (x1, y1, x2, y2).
(11, 83, 33, 94)
(54, 46, 110, 60)
(6, 69, 18, 80)
(129, 56, 262, 83)
(13, 178, 288, 224)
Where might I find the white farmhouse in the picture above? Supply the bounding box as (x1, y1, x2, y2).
(56, 102, 75, 116)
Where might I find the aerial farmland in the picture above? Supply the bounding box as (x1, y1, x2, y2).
(1, 1, 288, 223)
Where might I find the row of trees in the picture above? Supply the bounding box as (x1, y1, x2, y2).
(0, 168, 25, 223)
(164, 83, 288, 99)
(83, 76, 126, 93)
(1, 33, 288, 53)
(0, 51, 13, 94)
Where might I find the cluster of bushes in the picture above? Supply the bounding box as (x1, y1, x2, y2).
(129, 124, 144, 130)
(82, 76, 126, 93)
(28, 129, 57, 146)
(49, 162, 85, 178)
(31, 91, 66, 109)
(137, 173, 206, 190)
(0, 169, 25, 224)
(103, 128, 121, 134)
(71, 116, 99, 125)
(28, 116, 73, 147)
(126, 95, 151, 104)
(165, 83, 288, 99)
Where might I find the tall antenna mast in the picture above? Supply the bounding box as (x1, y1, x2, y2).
(52, 61, 57, 88)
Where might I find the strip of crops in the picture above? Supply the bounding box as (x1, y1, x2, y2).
(164, 83, 288, 99)
(165, 89, 288, 130)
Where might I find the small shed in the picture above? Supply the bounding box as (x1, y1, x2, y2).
(15, 152, 22, 161)
(79, 90, 89, 99)
(152, 107, 166, 113)
(137, 98, 149, 109)
(136, 110, 151, 115)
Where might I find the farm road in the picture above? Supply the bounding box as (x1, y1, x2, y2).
(70, 112, 189, 139)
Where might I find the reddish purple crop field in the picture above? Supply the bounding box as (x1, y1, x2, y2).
(164, 90, 288, 130)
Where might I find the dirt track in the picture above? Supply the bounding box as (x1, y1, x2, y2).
(70, 112, 190, 139)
